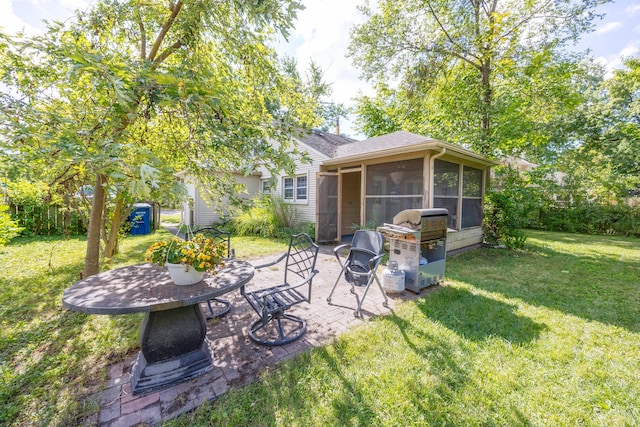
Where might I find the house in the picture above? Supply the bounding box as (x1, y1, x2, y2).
(176, 171, 261, 227)
(182, 130, 498, 252)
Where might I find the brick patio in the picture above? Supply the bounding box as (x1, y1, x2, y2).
(87, 245, 433, 426)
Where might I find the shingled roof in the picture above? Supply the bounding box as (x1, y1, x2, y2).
(334, 131, 434, 158)
(297, 129, 357, 158)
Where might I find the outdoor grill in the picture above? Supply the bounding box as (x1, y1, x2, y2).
(377, 208, 448, 293)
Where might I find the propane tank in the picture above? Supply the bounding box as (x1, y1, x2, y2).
(382, 260, 405, 294)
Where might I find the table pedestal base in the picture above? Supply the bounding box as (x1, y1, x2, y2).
(131, 305, 213, 395)
(131, 341, 212, 395)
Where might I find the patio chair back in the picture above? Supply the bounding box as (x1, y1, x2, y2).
(345, 230, 385, 286)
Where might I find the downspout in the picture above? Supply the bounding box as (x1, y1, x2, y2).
(429, 147, 446, 207)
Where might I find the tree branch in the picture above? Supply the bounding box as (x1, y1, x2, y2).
(400, 39, 481, 70)
(148, 1, 183, 62)
(425, 0, 482, 66)
(496, 0, 554, 45)
(152, 40, 184, 68)
(138, 13, 146, 61)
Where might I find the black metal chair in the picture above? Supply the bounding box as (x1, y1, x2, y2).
(192, 226, 235, 319)
(327, 230, 389, 317)
(241, 233, 319, 346)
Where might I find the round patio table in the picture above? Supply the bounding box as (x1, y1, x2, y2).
(62, 259, 254, 395)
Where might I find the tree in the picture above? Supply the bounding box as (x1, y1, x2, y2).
(586, 56, 640, 178)
(298, 59, 350, 135)
(349, 0, 609, 156)
(0, 0, 319, 277)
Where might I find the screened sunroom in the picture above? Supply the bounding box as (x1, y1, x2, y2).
(316, 131, 498, 252)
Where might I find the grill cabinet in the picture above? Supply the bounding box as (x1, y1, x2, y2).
(378, 208, 448, 293)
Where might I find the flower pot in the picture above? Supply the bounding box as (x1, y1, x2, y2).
(166, 263, 205, 286)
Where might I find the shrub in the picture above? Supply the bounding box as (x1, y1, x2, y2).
(4, 179, 86, 235)
(230, 194, 299, 238)
(483, 191, 527, 249)
(0, 205, 23, 247)
(533, 203, 640, 237)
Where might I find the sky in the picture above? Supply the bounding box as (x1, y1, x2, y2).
(2, 0, 639, 138)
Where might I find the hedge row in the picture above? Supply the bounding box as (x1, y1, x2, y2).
(528, 203, 640, 237)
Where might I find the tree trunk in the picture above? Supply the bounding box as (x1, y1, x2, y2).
(480, 63, 492, 155)
(83, 173, 107, 278)
(103, 192, 126, 266)
(477, 0, 496, 156)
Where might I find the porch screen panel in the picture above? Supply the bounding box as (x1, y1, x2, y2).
(462, 166, 483, 228)
(316, 173, 339, 242)
(364, 159, 423, 226)
(433, 160, 459, 229)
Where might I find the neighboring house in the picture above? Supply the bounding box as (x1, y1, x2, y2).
(183, 130, 498, 253)
(176, 171, 261, 227)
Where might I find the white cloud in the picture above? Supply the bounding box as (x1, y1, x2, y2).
(0, 0, 88, 36)
(619, 40, 640, 58)
(60, 0, 90, 8)
(290, 0, 372, 106)
(0, 1, 39, 35)
(598, 39, 640, 77)
(276, 0, 374, 137)
(594, 21, 623, 35)
(633, 24, 640, 34)
(625, 4, 640, 14)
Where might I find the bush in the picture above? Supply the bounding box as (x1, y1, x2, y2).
(532, 203, 640, 237)
(483, 191, 527, 249)
(230, 194, 299, 238)
(5, 180, 86, 236)
(0, 205, 23, 247)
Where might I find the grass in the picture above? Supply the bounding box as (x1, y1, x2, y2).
(166, 230, 640, 426)
(160, 212, 182, 224)
(0, 230, 638, 425)
(0, 228, 288, 426)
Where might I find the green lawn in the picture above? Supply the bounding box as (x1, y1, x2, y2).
(167, 230, 640, 426)
(0, 230, 638, 426)
(0, 229, 289, 426)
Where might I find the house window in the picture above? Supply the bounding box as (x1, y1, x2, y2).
(284, 177, 294, 200)
(296, 176, 307, 200)
(283, 174, 308, 202)
(433, 160, 484, 230)
(261, 179, 272, 193)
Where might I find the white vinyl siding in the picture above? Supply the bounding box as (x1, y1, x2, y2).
(191, 174, 260, 227)
(256, 137, 329, 224)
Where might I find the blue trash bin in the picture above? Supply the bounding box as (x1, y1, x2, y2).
(129, 203, 152, 235)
